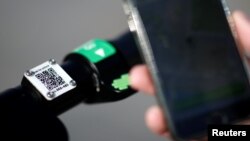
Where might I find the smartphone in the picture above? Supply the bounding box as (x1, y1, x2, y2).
(123, 0, 250, 140)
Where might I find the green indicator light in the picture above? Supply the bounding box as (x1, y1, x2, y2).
(73, 39, 116, 63)
(112, 74, 129, 91)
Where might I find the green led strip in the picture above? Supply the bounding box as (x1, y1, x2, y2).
(73, 39, 116, 63)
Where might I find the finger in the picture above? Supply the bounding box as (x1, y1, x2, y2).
(232, 11, 250, 56)
(129, 65, 155, 95)
(145, 105, 169, 137)
(145, 106, 203, 140)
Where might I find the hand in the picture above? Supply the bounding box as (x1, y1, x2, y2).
(129, 11, 250, 138)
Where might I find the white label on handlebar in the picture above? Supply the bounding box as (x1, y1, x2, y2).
(24, 59, 76, 101)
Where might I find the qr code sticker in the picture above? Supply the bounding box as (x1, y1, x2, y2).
(35, 68, 66, 91)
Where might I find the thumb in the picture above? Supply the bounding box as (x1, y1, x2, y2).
(232, 11, 250, 57)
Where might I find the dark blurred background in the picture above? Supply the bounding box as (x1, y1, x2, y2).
(0, 0, 249, 141)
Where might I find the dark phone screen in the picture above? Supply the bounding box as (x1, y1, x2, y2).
(132, 0, 250, 139)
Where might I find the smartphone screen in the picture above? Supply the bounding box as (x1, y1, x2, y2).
(124, 0, 250, 140)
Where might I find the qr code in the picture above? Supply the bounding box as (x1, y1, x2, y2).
(35, 68, 65, 90)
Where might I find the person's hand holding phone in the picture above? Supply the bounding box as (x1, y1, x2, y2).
(129, 11, 250, 139)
